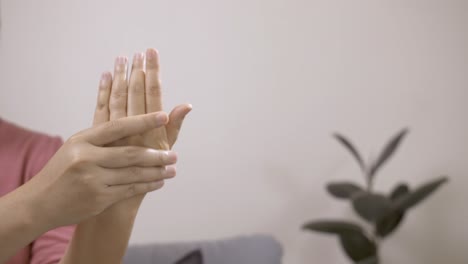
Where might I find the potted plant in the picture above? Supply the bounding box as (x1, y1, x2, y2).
(302, 128, 448, 264)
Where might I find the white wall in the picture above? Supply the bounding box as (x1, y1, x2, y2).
(1, 0, 467, 263)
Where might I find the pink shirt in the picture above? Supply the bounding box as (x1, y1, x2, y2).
(0, 119, 74, 264)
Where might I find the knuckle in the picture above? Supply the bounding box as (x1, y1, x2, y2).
(129, 166, 142, 179)
(114, 65, 127, 75)
(110, 91, 128, 101)
(69, 147, 90, 167)
(97, 96, 109, 110)
(130, 81, 144, 93)
(124, 147, 140, 163)
(145, 83, 161, 96)
(109, 98, 127, 112)
(155, 151, 165, 164)
(97, 102, 107, 111)
(146, 61, 158, 69)
(67, 134, 83, 145)
(149, 168, 162, 181)
(104, 120, 123, 132)
(157, 167, 167, 178)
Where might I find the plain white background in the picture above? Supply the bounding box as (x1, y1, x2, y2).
(1, 0, 467, 263)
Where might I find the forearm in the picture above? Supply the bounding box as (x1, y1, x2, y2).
(59, 194, 146, 264)
(0, 184, 51, 262)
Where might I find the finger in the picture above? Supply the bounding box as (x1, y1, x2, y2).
(111, 180, 165, 200)
(80, 112, 168, 146)
(166, 104, 192, 148)
(128, 52, 146, 116)
(93, 72, 112, 126)
(145, 48, 163, 113)
(109, 56, 128, 120)
(103, 166, 176, 185)
(93, 146, 177, 168)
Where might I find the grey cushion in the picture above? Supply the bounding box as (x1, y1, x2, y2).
(123, 234, 283, 264)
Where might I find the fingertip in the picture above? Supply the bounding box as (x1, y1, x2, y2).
(171, 104, 193, 117)
(133, 52, 144, 61)
(101, 72, 112, 81)
(114, 56, 129, 75)
(115, 56, 128, 65)
(155, 112, 169, 125)
(165, 166, 177, 178)
(181, 104, 193, 117)
(146, 48, 159, 60)
(150, 180, 165, 191)
(164, 151, 178, 164)
(100, 72, 112, 89)
(133, 52, 145, 68)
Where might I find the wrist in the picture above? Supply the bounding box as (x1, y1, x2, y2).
(103, 194, 146, 216)
(0, 183, 52, 259)
(19, 177, 59, 232)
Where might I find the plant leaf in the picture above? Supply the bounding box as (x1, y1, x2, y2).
(302, 220, 363, 235)
(356, 256, 379, 264)
(390, 183, 410, 201)
(375, 183, 410, 237)
(327, 182, 364, 199)
(352, 193, 392, 222)
(339, 232, 377, 262)
(334, 133, 366, 172)
(375, 209, 405, 238)
(302, 220, 376, 262)
(394, 177, 449, 211)
(369, 128, 409, 179)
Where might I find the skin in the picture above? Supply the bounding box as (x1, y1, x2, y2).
(60, 48, 192, 263)
(0, 112, 176, 262)
(0, 48, 191, 263)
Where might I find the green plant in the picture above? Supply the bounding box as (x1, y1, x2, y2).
(302, 128, 448, 264)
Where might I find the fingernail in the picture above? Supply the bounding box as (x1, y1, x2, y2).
(101, 72, 111, 83)
(100, 72, 111, 88)
(164, 166, 177, 177)
(115, 56, 128, 65)
(133, 52, 144, 62)
(146, 48, 158, 60)
(187, 104, 193, 110)
(163, 151, 178, 163)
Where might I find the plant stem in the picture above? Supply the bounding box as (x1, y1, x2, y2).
(365, 170, 373, 193)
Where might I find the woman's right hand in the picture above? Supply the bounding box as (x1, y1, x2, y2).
(21, 112, 178, 230)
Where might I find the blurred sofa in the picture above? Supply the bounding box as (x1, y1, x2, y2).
(123, 234, 283, 264)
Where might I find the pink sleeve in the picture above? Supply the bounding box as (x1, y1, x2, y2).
(24, 135, 75, 264)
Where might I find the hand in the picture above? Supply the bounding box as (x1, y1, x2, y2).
(23, 113, 178, 229)
(93, 49, 191, 211)
(94, 48, 192, 152)
(55, 49, 192, 264)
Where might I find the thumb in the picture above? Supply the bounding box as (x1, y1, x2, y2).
(166, 104, 192, 148)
